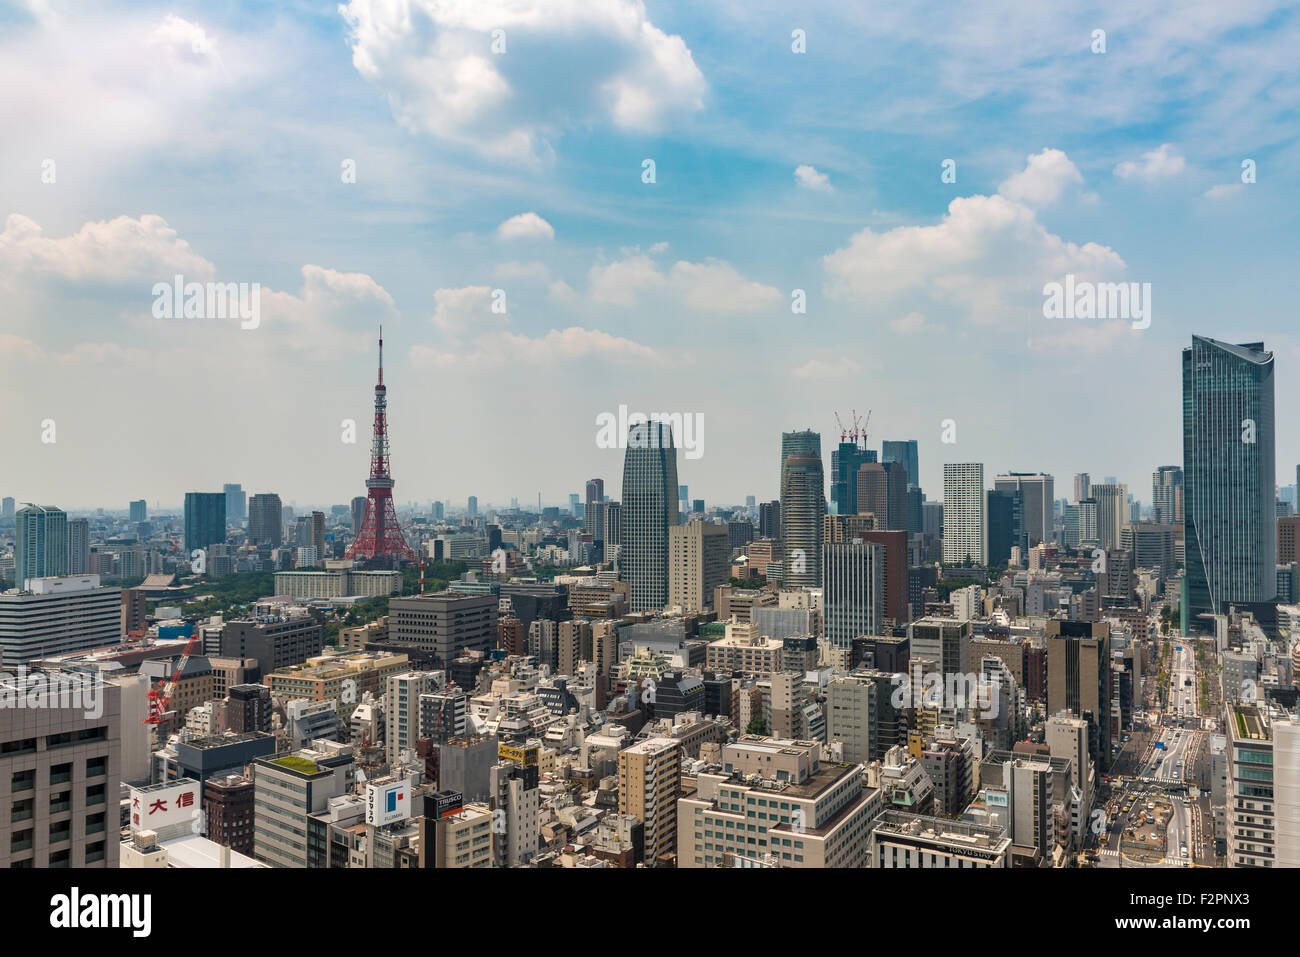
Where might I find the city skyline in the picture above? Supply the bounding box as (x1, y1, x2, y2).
(3, 2, 1300, 506)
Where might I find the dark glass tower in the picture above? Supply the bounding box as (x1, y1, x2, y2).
(1182, 337, 1276, 632)
(781, 430, 825, 588)
(184, 492, 226, 553)
(621, 420, 679, 612)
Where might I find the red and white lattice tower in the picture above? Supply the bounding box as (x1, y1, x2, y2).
(346, 328, 416, 564)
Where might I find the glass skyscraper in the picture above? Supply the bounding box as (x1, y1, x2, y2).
(621, 420, 679, 612)
(184, 491, 227, 554)
(881, 439, 919, 490)
(1182, 337, 1276, 632)
(781, 430, 824, 588)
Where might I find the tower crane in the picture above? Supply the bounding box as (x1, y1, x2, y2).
(144, 629, 201, 724)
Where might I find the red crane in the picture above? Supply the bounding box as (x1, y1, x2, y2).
(144, 629, 201, 724)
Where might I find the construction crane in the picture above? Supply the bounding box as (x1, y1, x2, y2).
(835, 411, 850, 443)
(144, 628, 201, 724)
(858, 409, 871, 447)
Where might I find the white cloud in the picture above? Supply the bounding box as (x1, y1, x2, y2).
(428, 285, 502, 340)
(793, 357, 860, 378)
(794, 164, 832, 191)
(1114, 143, 1186, 181)
(0, 213, 215, 286)
(1204, 183, 1245, 200)
(496, 212, 555, 241)
(998, 148, 1083, 207)
(890, 311, 931, 335)
(412, 326, 660, 369)
(588, 255, 780, 312)
(823, 191, 1126, 325)
(1028, 319, 1139, 354)
(338, 0, 706, 161)
(148, 14, 222, 66)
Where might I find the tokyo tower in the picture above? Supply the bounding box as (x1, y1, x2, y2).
(346, 328, 416, 564)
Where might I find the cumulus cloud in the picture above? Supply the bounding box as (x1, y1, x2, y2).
(890, 311, 931, 335)
(1114, 143, 1186, 181)
(794, 164, 832, 191)
(339, 0, 706, 161)
(148, 14, 222, 66)
(1028, 319, 1139, 354)
(823, 166, 1126, 326)
(0, 213, 215, 286)
(412, 326, 660, 369)
(998, 148, 1083, 207)
(588, 254, 780, 312)
(496, 212, 554, 241)
(1204, 183, 1245, 200)
(428, 285, 503, 340)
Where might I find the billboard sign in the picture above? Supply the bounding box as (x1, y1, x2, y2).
(129, 779, 200, 833)
(366, 780, 411, 826)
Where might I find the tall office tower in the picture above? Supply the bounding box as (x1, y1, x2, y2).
(248, 493, 284, 547)
(1122, 522, 1178, 579)
(986, 489, 1023, 564)
(1183, 338, 1277, 631)
(993, 473, 1053, 547)
(1045, 619, 1112, 769)
(223, 483, 247, 525)
(618, 737, 681, 863)
(310, 511, 325, 560)
(350, 496, 367, 535)
(781, 430, 824, 588)
(823, 540, 884, 646)
(604, 500, 622, 548)
(1151, 465, 1185, 525)
(922, 500, 943, 538)
(0, 670, 121, 867)
(1089, 484, 1127, 551)
(129, 499, 147, 523)
(856, 461, 908, 531)
(746, 495, 756, 508)
(942, 464, 986, 565)
(586, 478, 604, 504)
(1, 496, 14, 521)
(830, 440, 876, 515)
(621, 420, 680, 612)
(431, 500, 445, 521)
(668, 522, 730, 612)
(905, 485, 924, 535)
(585, 499, 606, 542)
(15, 504, 68, 585)
(389, 591, 498, 666)
(347, 332, 416, 565)
(65, 518, 90, 575)
(1280, 514, 1300, 564)
(184, 492, 226, 553)
(1073, 473, 1091, 503)
(569, 493, 580, 516)
(881, 440, 920, 488)
(759, 500, 781, 543)
(1070, 498, 1099, 547)
(466, 496, 478, 518)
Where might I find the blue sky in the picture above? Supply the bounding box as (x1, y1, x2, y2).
(2, 0, 1298, 511)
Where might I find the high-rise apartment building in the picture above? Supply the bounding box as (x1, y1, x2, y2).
(668, 522, 729, 613)
(15, 504, 67, 586)
(65, 518, 90, 576)
(619, 737, 681, 864)
(1182, 337, 1276, 631)
(1152, 466, 1184, 525)
(1073, 474, 1090, 504)
(621, 421, 679, 612)
(781, 431, 824, 588)
(942, 463, 986, 565)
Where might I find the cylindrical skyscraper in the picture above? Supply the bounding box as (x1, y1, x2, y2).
(621, 420, 679, 612)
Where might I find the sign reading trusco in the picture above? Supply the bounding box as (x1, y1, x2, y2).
(366, 780, 411, 826)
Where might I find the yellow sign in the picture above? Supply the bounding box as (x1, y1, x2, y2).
(498, 743, 538, 766)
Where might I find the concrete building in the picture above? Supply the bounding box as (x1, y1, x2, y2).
(822, 540, 884, 647)
(679, 736, 881, 868)
(619, 736, 681, 864)
(251, 748, 354, 868)
(219, 609, 325, 672)
(826, 674, 877, 765)
(0, 575, 122, 664)
(868, 809, 1011, 867)
(389, 591, 498, 667)
(943, 464, 986, 565)
(668, 522, 730, 613)
(0, 668, 120, 867)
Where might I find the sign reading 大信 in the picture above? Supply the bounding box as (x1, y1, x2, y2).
(366, 780, 411, 826)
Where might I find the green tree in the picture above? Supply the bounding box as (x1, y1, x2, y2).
(745, 717, 768, 736)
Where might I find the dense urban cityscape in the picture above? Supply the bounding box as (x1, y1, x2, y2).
(3, 0, 1294, 936)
